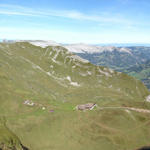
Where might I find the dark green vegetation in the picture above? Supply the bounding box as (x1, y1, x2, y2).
(78, 50, 135, 71)
(77, 47, 150, 71)
(77, 46, 150, 89)
(0, 42, 150, 150)
(124, 60, 150, 89)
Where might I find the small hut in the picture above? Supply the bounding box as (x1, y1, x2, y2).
(75, 103, 97, 111)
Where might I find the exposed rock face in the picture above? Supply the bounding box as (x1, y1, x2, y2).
(146, 95, 150, 102)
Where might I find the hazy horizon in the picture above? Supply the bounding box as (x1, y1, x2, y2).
(1, 39, 150, 47)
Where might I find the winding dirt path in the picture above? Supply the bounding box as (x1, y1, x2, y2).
(99, 106, 150, 114)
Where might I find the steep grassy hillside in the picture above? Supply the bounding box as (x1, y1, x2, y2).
(0, 42, 150, 150)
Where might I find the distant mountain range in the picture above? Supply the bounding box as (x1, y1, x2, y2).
(97, 43, 150, 47)
(70, 44, 150, 89)
(70, 44, 150, 69)
(1, 40, 150, 47)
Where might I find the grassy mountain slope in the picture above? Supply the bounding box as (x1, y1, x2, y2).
(0, 42, 150, 150)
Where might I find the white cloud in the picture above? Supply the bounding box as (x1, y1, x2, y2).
(0, 10, 38, 16)
(1, 4, 148, 43)
(0, 4, 132, 25)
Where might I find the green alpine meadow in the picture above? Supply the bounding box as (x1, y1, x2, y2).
(0, 41, 150, 150)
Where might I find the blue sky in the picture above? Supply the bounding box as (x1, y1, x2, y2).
(0, 0, 150, 44)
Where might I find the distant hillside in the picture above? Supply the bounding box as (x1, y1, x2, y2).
(124, 60, 150, 89)
(0, 41, 150, 150)
(72, 45, 150, 88)
(75, 46, 150, 70)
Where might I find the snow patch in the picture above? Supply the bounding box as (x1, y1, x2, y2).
(30, 40, 61, 48)
(51, 58, 61, 65)
(66, 76, 71, 81)
(108, 68, 114, 74)
(70, 82, 80, 87)
(72, 65, 76, 69)
(53, 50, 60, 60)
(87, 71, 92, 75)
(66, 76, 80, 87)
(99, 68, 112, 77)
(146, 95, 150, 102)
(42, 107, 46, 110)
(47, 72, 51, 76)
(44, 48, 49, 56)
(50, 65, 54, 69)
(49, 51, 53, 56)
(21, 56, 45, 73)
